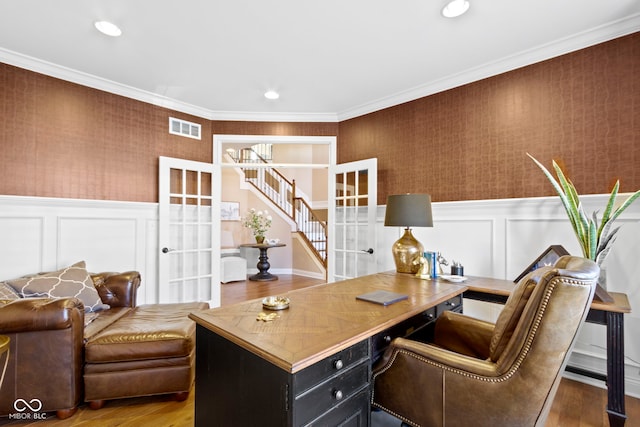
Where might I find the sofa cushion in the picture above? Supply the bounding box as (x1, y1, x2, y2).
(7, 261, 109, 313)
(85, 302, 208, 363)
(84, 307, 133, 342)
(0, 281, 20, 300)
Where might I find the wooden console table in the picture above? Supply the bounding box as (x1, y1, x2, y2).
(190, 272, 466, 426)
(462, 276, 631, 427)
(240, 242, 286, 281)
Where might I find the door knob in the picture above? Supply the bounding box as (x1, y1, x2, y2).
(361, 248, 374, 254)
(162, 247, 175, 254)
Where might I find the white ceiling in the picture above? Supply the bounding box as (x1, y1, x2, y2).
(1, 1, 639, 122)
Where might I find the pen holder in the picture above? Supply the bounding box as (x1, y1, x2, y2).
(451, 265, 464, 276)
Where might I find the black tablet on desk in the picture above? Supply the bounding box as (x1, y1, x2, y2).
(356, 290, 408, 306)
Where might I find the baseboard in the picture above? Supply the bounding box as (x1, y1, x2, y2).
(291, 269, 326, 280)
(566, 348, 640, 398)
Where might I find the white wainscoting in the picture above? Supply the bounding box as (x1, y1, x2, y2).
(378, 194, 640, 397)
(2, 193, 638, 396)
(0, 195, 159, 304)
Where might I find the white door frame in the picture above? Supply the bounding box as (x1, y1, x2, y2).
(213, 134, 336, 169)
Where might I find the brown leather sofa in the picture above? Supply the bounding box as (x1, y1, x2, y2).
(371, 255, 599, 427)
(0, 271, 208, 419)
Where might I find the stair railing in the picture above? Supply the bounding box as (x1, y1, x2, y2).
(234, 148, 327, 266)
(293, 197, 327, 265)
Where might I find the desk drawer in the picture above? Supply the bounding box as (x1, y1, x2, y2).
(294, 340, 369, 394)
(371, 307, 436, 361)
(294, 361, 369, 426)
(436, 294, 463, 315)
(303, 387, 370, 427)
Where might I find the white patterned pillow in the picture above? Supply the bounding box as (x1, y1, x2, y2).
(7, 261, 109, 313)
(0, 281, 20, 300)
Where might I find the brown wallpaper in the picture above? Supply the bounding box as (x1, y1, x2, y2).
(0, 64, 215, 203)
(338, 32, 640, 204)
(0, 63, 337, 203)
(1, 32, 638, 204)
(212, 121, 337, 139)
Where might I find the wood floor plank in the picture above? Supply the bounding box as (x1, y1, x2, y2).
(3, 275, 637, 426)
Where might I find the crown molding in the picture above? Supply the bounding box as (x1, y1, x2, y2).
(0, 48, 338, 123)
(337, 14, 640, 121)
(1, 13, 638, 124)
(208, 110, 338, 122)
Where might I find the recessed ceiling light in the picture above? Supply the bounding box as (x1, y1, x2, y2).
(264, 90, 280, 100)
(94, 21, 122, 37)
(442, 0, 470, 18)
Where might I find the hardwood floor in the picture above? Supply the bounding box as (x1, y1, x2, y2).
(3, 275, 638, 426)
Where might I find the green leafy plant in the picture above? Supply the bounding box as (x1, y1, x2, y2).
(528, 153, 640, 265)
(242, 208, 272, 237)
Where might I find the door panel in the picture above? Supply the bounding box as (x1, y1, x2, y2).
(159, 156, 220, 305)
(328, 158, 377, 282)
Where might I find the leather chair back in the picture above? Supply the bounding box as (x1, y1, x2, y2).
(372, 256, 599, 426)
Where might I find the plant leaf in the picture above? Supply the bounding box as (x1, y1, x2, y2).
(597, 226, 620, 255)
(609, 190, 640, 223)
(527, 153, 587, 255)
(587, 218, 598, 259)
(595, 228, 619, 266)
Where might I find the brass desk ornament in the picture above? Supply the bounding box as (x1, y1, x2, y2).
(416, 255, 432, 279)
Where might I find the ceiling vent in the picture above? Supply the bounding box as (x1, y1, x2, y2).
(169, 117, 201, 140)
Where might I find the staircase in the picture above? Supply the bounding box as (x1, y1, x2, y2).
(230, 147, 327, 267)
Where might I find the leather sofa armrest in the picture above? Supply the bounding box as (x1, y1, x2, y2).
(91, 271, 141, 308)
(0, 298, 84, 333)
(433, 311, 495, 359)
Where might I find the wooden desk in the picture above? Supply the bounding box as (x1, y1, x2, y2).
(190, 272, 466, 426)
(462, 275, 631, 427)
(240, 243, 286, 281)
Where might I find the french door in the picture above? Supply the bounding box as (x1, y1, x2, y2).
(328, 158, 378, 282)
(158, 156, 220, 305)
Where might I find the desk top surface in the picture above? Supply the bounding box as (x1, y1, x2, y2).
(191, 271, 630, 372)
(190, 272, 466, 373)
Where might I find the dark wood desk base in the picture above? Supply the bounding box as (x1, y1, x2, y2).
(464, 290, 627, 427)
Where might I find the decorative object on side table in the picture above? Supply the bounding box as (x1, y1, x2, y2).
(242, 208, 272, 243)
(528, 153, 640, 301)
(384, 194, 434, 274)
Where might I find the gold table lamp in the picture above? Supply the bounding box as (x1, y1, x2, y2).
(384, 194, 433, 274)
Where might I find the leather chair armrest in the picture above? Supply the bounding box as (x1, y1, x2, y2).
(91, 271, 141, 308)
(433, 311, 494, 359)
(376, 337, 498, 378)
(0, 298, 84, 333)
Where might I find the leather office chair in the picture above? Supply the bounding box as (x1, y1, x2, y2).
(371, 255, 599, 427)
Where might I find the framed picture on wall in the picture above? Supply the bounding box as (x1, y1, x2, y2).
(514, 245, 569, 283)
(221, 201, 240, 221)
